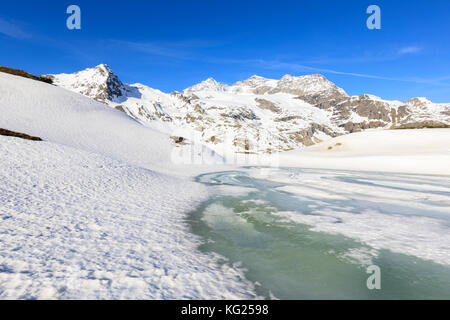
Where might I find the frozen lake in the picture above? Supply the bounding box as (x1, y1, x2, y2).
(189, 168, 450, 299)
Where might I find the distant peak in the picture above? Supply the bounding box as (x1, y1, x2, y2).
(232, 75, 275, 87)
(281, 73, 326, 81)
(73, 64, 116, 78)
(95, 63, 109, 69)
(277, 73, 348, 96)
(246, 75, 273, 82)
(408, 97, 432, 106)
(249, 75, 265, 79)
(280, 74, 293, 80)
(93, 64, 115, 74)
(308, 74, 327, 79)
(204, 77, 218, 83)
(183, 77, 229, 93)
(279, 73, 330, 85)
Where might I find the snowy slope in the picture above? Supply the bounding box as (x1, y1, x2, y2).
(0, 71, 223, 175)
(275, 129, 450, 175)
(0, 136, 257, 299)
(47, 65, 450, 156)
(0, 71, 260, 299)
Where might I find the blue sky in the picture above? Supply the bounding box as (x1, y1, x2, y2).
(1, 0, 449, 102)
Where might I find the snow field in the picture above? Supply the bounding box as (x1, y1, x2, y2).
(0, 136, 258, 299)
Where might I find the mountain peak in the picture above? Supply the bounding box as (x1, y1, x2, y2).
(408, 97, 433, 107)
(249, 75, 265, 79)
(42, 63, 449, 154)
(183, 77, 229, 93)
(48, 64, 126, 103)
(280, 74, 293, 79)
(246, 75, 273, 82)
(93, 64, 113, 73)
(280, 73, 326, 82)
(277, 73, 347, 96)
(204, 77, 219, 83)
(95, 63, 110, 69)
(231, 75, 277, 90)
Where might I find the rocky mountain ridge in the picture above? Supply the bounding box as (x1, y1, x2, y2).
(45, 64, 450, 154)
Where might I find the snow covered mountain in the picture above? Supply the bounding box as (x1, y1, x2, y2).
(46, 64, 450, 155)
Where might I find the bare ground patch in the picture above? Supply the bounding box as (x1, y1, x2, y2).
(0, 66, 53, 85)
(0, 128, 43, 141)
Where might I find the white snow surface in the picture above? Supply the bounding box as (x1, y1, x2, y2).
(0, 136, 257, 299)
(0, 71, 223, 176)
(276, 129, 450, 175)
(0, 72, 258, 299)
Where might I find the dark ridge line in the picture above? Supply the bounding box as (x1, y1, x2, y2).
(0, 128, 43, 141)
(0, 66, 53, 85)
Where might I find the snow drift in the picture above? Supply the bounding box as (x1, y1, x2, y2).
(276, 129, 450, 175)
(0, 71, 255, 299)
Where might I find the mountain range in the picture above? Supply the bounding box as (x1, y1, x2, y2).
(44, 64, 450, 154)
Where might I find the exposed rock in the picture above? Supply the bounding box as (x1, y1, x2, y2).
(47, 65, 450, 154)
(0, 128, 42, 141)
(170, 136, 190, 145)
(0, 66, 53, 85)
(392, 121, 450, 129)
(255, 98, 281, 113)
(115, 105, 126, 113)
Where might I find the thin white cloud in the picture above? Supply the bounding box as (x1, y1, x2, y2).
(285, 47, 424, 65)
(110, 39, 222, 60)
(398, 46, 422, 55)
(0, 18, 30, 39)
(214, 58, 450, 87)
(112, 40, 185, 59)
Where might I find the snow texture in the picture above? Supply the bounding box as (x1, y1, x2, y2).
(0, 72, 257, 299)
